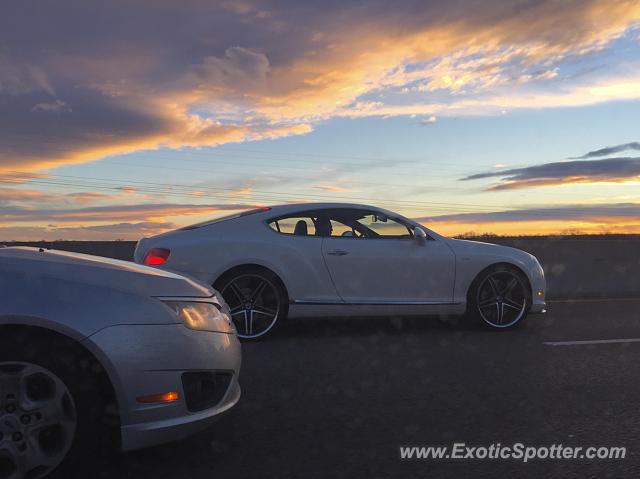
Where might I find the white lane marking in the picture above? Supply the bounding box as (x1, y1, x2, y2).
(549, 298, 640, 304)
(544, 338, 640, 347)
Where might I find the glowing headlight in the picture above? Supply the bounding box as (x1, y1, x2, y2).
(163, 301, 234, 333)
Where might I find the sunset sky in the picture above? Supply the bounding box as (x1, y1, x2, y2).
(1, 0, 640, 240)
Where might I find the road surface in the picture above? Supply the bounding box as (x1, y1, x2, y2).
(102, 299, 640, 478)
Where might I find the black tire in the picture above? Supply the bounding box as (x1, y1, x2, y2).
(215, 267, 288, 341)
(0, 332, 118, 479)
(466, 265, 531, 329)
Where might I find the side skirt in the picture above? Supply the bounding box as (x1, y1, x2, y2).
(287, 301, 466, 319)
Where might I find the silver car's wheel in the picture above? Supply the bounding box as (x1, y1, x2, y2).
(221, 273, 282, 339)
(475, 270, 528, 328)
(0, 362, 77, 479)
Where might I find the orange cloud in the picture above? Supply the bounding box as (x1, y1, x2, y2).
(427, 220, 640, 236)
(0, 172, 49, 184)
(0, 187, 56, 203)
(487, 177, 640, 191)
(0, 203, 253, 224)
(66, 192, 118, 205)
(417, 202, 640, 235)
(313, 185, 351, 192)
(253, 0, 640, 122)
(0, 222, 175, 241)
(463, 157, 640, 191)
(2, 0, 639, 173)
(228, 186, 254, 196)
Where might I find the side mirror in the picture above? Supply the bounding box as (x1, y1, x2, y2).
(414, 227, 427, 241)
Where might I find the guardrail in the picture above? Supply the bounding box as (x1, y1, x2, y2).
(4, 238, 639, 300)
(485, 238, 640, 300)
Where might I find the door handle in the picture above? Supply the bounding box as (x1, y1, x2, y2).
(327, 249, 349, 256)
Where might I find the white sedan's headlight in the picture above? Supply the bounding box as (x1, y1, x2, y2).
(162, 301, 235, 333)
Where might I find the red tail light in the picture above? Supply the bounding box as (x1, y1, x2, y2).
(144, 248, 170, 265)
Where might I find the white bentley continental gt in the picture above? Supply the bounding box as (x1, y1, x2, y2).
(134, 203, 546, 339)
(0, 247, 241, 478)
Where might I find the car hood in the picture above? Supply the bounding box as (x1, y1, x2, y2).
(446, 238, 538, 264)
(0, 247, 212, 298)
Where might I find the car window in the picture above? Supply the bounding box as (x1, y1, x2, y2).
(329, 219, 358, 237)
(325, 209, 413, 238)
(268, 216, 317, 236)
(357, 213, 413, 238)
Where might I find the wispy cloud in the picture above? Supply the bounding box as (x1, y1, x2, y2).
(313, 185, 351, 192)
(0, 200, 255, 240)
(228, 186, 254, 196)
(0, 187, 57, 204)
(0, 203, 253, 224)
(0, 186, 148, 207)
(31, 99, 70, 113)
(65, 191, 119, 205)
(0, 222, 176, 241)
(419, 116, 437, 125)
(417, 203, 640, 224)
(570, 142, 640, 159)
(461, 157, 640, 190)
(0, 172, 49, 185)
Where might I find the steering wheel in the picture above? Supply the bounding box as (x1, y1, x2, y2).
(341, 229, 365, 238)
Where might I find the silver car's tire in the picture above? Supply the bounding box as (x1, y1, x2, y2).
(0, 335, 117, 479)
(217, 268, 288, 340)
(0, 362, 76, 479)
(467, 266, 531, 329)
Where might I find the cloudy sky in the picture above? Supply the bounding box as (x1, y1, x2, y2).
(1, 0, 640, 239)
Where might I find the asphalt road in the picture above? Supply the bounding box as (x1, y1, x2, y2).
(101, 299, 640, 479)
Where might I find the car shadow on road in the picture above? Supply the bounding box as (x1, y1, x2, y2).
(275, 315, 485, 340)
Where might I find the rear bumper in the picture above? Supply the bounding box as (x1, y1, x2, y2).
(84, 324, 241, 451)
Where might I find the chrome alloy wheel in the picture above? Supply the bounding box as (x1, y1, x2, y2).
(476, 270, 527, 328)
(0, 362, 77, 479)
(221, 274, 281, 339)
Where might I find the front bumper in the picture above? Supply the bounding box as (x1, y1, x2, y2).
(528, 257, 547, 314)
(530, 301, 547, 314)
(120, 377, 240, 450)
(84, 323, 241, 451)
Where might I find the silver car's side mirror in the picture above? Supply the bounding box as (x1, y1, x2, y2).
(414, 227, 427, 241)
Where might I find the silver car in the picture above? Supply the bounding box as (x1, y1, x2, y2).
(0, 247, 241, 478)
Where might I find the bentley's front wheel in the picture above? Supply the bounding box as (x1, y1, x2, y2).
(467, 266, 531, 329)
